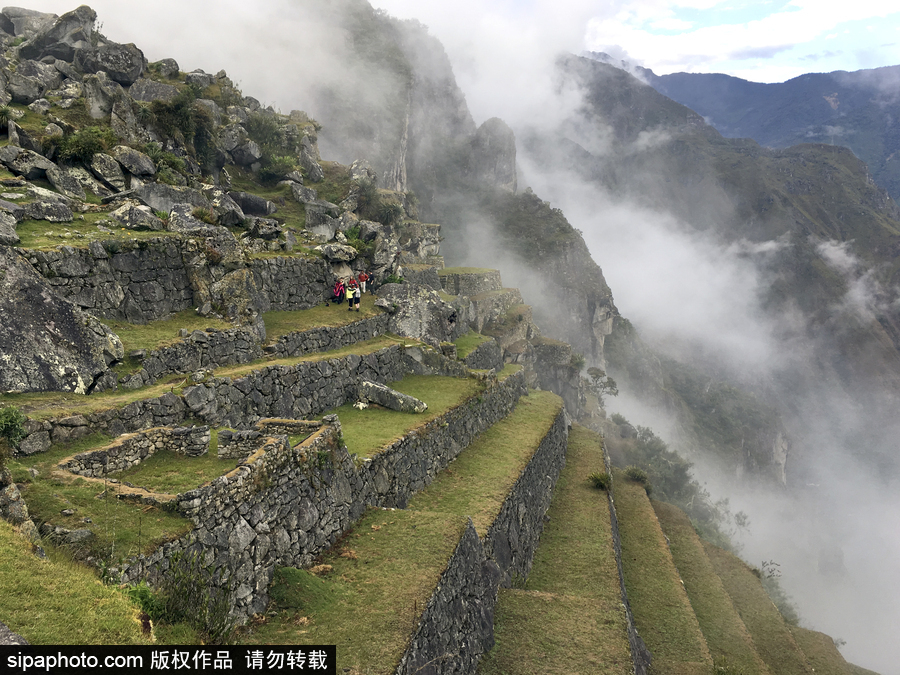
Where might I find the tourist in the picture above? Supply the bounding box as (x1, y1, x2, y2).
(358, 270, 369, 293)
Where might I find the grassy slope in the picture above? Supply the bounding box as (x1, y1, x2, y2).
(478, 424, 631, 675)
(702, 542, 813, 675)
(407, 390, 562, 534)
(653, 501, 771, 675)
(613, 469, 712, 675)
(241, 391, 562, 672)
(0, 520, 147, 645)
(790, 627, 870, 675)
(324, 374, 485, 458)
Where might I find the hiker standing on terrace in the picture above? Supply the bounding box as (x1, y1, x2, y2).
(347, 277, 358, 309)
(333, 278, 345, 306)
(358, 270, 369, 293)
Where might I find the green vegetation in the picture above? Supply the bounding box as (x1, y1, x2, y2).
(10, 436, 192, 560)
(790, 626, 861, 675)
(0, 405, 27, 472)
(613, 468, 712, 672)
(262, 297, 380, 341)
(0, 520, 148, 644)
(454, 330, 491, 359)
(654, 501, 771, 675)
(588, 470, 611, 490)
(115, 450, 240, 494)
(14, 217, 173, 250)
(324, 374, 485, 458)
(438, 266, 497, 276)
(703, 542, 812, 675)
(240, 509, 468, 672)
(407, 391, 562, 533)
(481, 425, 630, 674)
(105, 309, 232, 355)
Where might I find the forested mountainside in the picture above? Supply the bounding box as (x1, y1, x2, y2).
(587, 52, 900, 205)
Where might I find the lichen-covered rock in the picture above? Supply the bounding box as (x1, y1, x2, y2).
(129, 77, 178, 103)
(358, 380, 427, 412)
(17, 5, 95, 62)
(0, 145, 55, 179)
(299, 135, 324, 182)
(46, 165, 87, 200)
(374, 283, 459, 346)
(74, 41, 146, 86)
(0, 211, 18, 245)
(154, 58, 179, 79)
(185, 69, 214, 89)
(231, 140, 262, 166)
(228, 191, 276, 216)
(112, 145, 156, 176)
(134, 183, 210, 213)
(201, 186, 245, 227)
(0, 246, 124, 394)
(315, 243, 357, 262)
(7, 60, 60, 104)
(7, 120, 41, 153)
(0, 7, 55, 37)
(109, 203, 166, 231)
(90, 152, 127, 191)
(81, 72, 126, 119)
(0, 620, 28, 646)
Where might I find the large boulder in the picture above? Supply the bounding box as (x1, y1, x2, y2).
(374, 283, 459, 346)
(6, 120, 41, 153)
(201, 187, 245, 227)
(299, 135, 324, 182)
(0, 146, 55, 180)
(89, 152, 126, 191)
(7, 60, 60, 104)
(81, 72, 126, 119)
(0, 247, 124, 394)
(74, 41, 146, 86)
(133, 183, 210, 213)
(46, 165, 87, 200)
(0, 211, 18, 245)
(108, 203, 166, 231)
(230, 140, 262, 166)
(112, 145, 155, 176)
(227, 190, 276, 216)
(17, 5, 95, 62)
(128, 78, 178, 103)
(314, 243, 357, 262)
(0, 8, 56, 37)
(358, 380, 427, 413)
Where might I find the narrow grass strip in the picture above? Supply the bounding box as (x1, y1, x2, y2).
(238, 509, 468, 674)
(790, 627, 860, 675)
(262, 294, 381, 341)
(479, 425, 631, 675)
(406, 390, 562, 534)
(325, 374, 485, 458)
(654, 501, 772, 675)
(613, 469, 712, 674)
(480, 590, 632, 675)
(0, 520, 147, 644)
(702, 542, 813, 675)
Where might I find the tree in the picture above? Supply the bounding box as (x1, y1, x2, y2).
(586, 367, 618, 406)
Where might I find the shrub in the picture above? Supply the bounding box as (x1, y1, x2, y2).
(624, 465, 652, 493)
(589, 471, 611, 490)
(569, 352, 586, 372)
(258, 155, 295, 186)
(0, 105, 11, 129)
(191, 207, 217, 225)
(56, 126, 118, 163)
(0, 406, 26, 473)
(122, 581, 165, 621)
(610, 412, 628, 425)
(383, 273, 404, 285)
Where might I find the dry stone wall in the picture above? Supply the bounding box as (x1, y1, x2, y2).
(18, 239, 194, 323)
(121, 369, 530, 619)
(397, 404, 568, 673)
(265, 314, 390, 359)
(59, 425, 211, 477)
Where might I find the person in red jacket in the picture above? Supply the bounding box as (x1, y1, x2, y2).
(333, 278, 345, 305)
(358, 270, 370, 294)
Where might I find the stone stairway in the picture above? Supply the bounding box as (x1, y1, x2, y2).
(478, 424, 631, 674)
(242, 390, 567, 674)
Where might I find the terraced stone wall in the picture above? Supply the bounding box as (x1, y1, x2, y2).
(266, 314, 390, 358)
(60, 425, 211, 478)
(19, 239, 194, 323)
(249, 256, 332, 311)
(399, 404, 569, 674)
(121, 369, 530, 619)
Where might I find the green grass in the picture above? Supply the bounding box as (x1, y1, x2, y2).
(478, 425, 631, 674)
(0, 520, 149, 645)
(497, 363, 522, 381)
(238, 509, 468, 673)
(453, 330, 491, 359)
(653, 501, 771, 675)
(105, 309, 233, 354)
(407, 390, 562, 534)
(702, 542, 813, 675)
(613, 468, 712, 673)
(114, 450, 240, 495)
(262, 295, 381, 341)
(324, 374, 485, 458)
(790, 627, 860, 675)
(15, 216, 175, 250)
(9, 435, 194, 559)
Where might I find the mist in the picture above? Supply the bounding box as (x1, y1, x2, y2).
(19, 1, 900, 671)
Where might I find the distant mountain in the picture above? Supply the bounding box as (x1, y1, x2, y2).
(586, 52, 900, 203)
